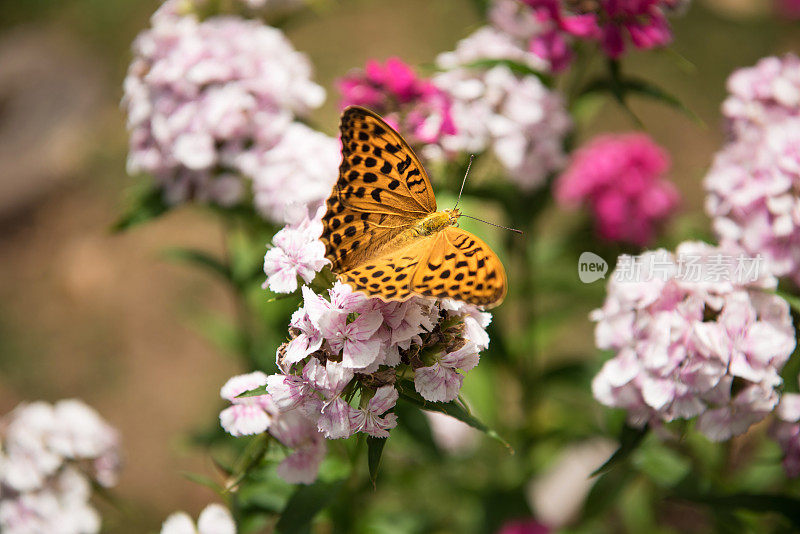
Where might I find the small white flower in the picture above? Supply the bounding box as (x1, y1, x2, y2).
(161, 503, 236, 534)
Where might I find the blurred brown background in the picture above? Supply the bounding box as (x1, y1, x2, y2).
(0, 0, 796, 530)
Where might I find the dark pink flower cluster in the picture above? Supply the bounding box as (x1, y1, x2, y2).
(521, 0, 682, 71)
(556, 133, 679, 246)
(337, 57, 456, 146)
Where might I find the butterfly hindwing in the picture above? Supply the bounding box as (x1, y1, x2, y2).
(411, 227, 507, 308)
(338, 237, 434, 302)
(321, 106, 437, 273)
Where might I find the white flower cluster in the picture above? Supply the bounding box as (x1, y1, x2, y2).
(705, 54, 800, 284)
(226, 213, 492, 483)
(123, 0, 337, 222)
(0, 400, 121, 534)
(433, 26, 571, 190)
(591, 242, 796, 441)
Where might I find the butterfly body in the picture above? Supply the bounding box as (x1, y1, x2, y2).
(416, 209, 460, 237)
(321, 106, 507, 308)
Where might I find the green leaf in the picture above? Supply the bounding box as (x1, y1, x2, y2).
(464, 58, 550, 84)
(366, 437, 387, 486)
(275, 479, 346, 534)
(591, 424, 648, 477)
(578, 72, 701, 126)
(162, 248, 235, 285)
(619, 77, 704, 126)
(582, 463, 635, 522)
(776, 289, 800, 315)
(395, 379, 512, 452)
(180, 471, 224, 494)
(236, 385, 268, 398)
(679, 493, 800, 528)
(112, 185, 170, 232)
(632, 439, 690, 488)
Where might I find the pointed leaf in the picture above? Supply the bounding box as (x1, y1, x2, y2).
(162, 248, 235, 285)
(275, 478, 346, 534)
(776, 289, 800, 315)
(582, 464, 635, 521)
(591, 424, 648, 477)
(464, 58, 550, 84)
(367, 437, 387, 486)
(395, 379, 512, 452)
(236, 385, 269, 398)
(112, 185, 170, 232)
(180, 471, 224, 494)
(620, 77, 703, 125)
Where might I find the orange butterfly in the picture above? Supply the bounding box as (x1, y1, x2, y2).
(320, 106, 507, 309)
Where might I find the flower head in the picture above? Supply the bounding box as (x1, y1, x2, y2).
(591, 242, 796, 440)
(350, 386, 399, 438)
(556, 133, 679, 246)
(433, 55, 570, 189)
(219, 372, 277, 437)
(0, 400, 121, 534)
(123, 8, 327, 219)
(263, 207, 329, 294)
(517, 0, 683, 68)
(706, 55, 800, 284)
(338, 57, 456, 147)
(160, 503, 236, 534)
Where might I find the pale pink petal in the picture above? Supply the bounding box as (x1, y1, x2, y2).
(219, 405, 271, 436)
(415, 364, 463, 403)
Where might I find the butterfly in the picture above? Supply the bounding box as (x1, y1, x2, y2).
(320, 106, 507, 309)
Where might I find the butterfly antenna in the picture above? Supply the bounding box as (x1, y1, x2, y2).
(453, 154, 475, 211)
(460, 214, 523, 235)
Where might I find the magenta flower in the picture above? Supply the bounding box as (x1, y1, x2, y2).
(776, 0, 800, 18)
(519, 0, 683, 68)
(338, 57, 456, 146)
(556, 133, 679, 246)
(497, 519, 550, 534)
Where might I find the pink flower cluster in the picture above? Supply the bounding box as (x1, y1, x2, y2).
(220, 276, 491, 483)
(556, 133, 679, 246)
(123, 2, 337, 222)
(519, 0, 685, 71)
(337, 57, 456, 146)
(433, 32, 571, 190)
(705, 55, 800, 284)
(591, 242, 796, 441)
(0, 400, 121, 534)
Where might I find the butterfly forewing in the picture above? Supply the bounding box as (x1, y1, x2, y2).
(321, 106, 437, 273)
(411, 227, 507, 307)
